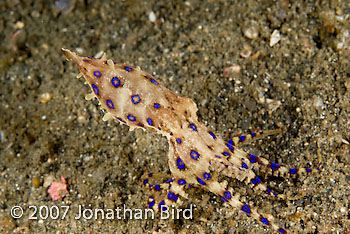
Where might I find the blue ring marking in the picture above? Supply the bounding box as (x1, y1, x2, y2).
(125, 66, 132, 72)
(117, 118, 125, 123)
(174, 195, 178, 201)
(154, 185, 160, 191)
(127, 114, 136, 121)
(270, 162, 280, 170)
(150, 78, 159, 85)
(177, 158, 185, 169)
(220, 196, 228, 202)
(190, 150, 199, 160)
(203, 173, 210, 180)
(239, 135, 246, 142)
(159, 201, 166, 210)
(197, 178, 206, 185)
(111, 77, 120, 87)
(93, 71, 101, 77)
(290, 168, 297, 174)
(227, 139, 233, 145)
(252, 176, 261, 185)
(208, 132, 216, 139)
(131, 95, 141, 104)
(242, 162, 248, 169)
(306, 168, 312, 173)
(224, 191, 231, 199)
(165, 179, 174, 183)
(251, 132, 256, 137)
(154, 103, 160, 108)
(148, 200, 155, 208)
(248, 154, 258, 163)
(242, 204, 251, 214)
(106, 100, 114, 109)
(83, 59, 89, 62)
(261, 217, 269, 225)
(222, 152, 230, 157)
(168, 192, 175, 200)
(147, 118, 153, 126)
(178, 179, 186, 185)
(176, 138, 181, 143)
(91, 84, 99, 95)
(278, 228, 286, 233)
(143, 179, 148, 185)
(227, 143, 234, 150)
(190, 124, 197, 131)
(215, 155, 221, 159)
(148, 173, 152, 177)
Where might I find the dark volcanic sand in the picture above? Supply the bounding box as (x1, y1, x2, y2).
(0, 1, 349, 233)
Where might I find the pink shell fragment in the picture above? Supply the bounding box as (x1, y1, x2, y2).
(48, 176, 68, 201)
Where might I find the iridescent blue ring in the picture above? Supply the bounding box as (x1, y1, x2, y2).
(131, 95, 141, 104)
(148, 200, 155, 208)
(125, 66, 132, 72)
(249, 154, 258, 163)
(178, 179, 186, 185)
(150, 78, 159, 85)
(208, 132, 216, 139)
(227, 143, 234, 150)
(159, 200, 166, 210)
(106, 100, 114, 109)
(203, 173, 210, 180)
(168, 192, 175, 200)
(147, 118, 153, 126)
(190, 150, 199, 160)
(224, 191, 231, 199)
(252, 176, 261, 185)
(242, 204, 251, 214)
(111, 77, 120, 87)
(278, 228, 286, 233)
(91, 84, 99, 95)
(261, 217, 269, 225)
(239, 135, 246, 142)
(176, 138, 181, 144)
(190, 124, 197, 131)
(223, 152, 230, 157)
(93, 71, 101, 78)
(154, 103, 160, 109)
(127, 115, 136, 121)
(177, 158, 185, 169)
(197, 178, 206, 185)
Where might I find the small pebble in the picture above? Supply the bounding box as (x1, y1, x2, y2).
(243, 26, 258, 39)
(240, 43, 252, 58)
(149, 11, 156, 22)
(270, 30, 281, 47)
(32, 177, 41, 188)
(223, 64, 241, 76)
(39, 92, 52, 103)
